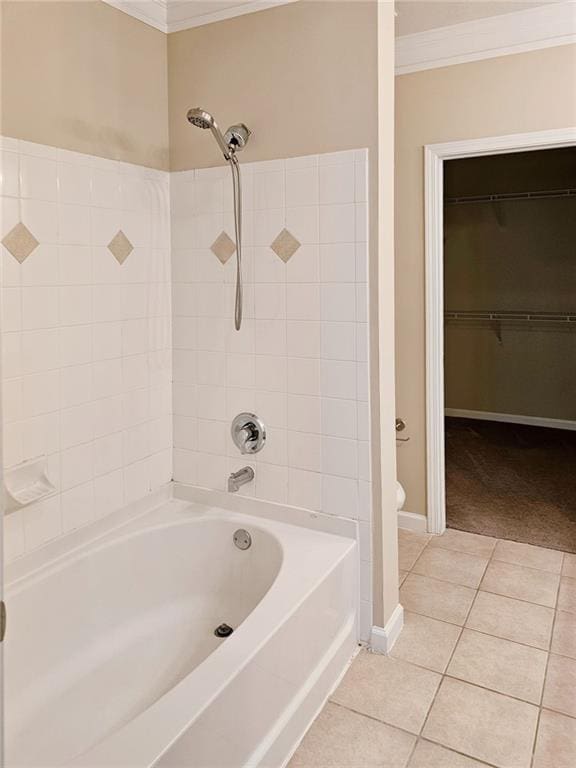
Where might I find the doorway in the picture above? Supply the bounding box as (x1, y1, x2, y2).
(424, 129, 576, 546)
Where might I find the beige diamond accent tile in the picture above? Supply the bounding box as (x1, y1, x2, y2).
(271, 227, 300, 263)
(108, 229, 133, 264)
(2, 222, 39, 263)
(211, 231, 236, 264)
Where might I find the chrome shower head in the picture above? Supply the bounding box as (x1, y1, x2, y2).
(187, 107, 231, 160)
(186, 107, 215, 130)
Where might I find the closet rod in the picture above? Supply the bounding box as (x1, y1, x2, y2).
(445, 310, 576, 323)
(445, 188, 576, 205)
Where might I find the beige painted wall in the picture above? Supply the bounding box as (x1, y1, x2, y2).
(0, 0, 169, 169)
(168, 1, 378, 171)
(395, 44, 576, 517)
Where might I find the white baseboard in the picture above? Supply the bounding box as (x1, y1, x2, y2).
(370, 604, 404, 654)
(398, 510, 428, 532)
(445, 408, 576, 432)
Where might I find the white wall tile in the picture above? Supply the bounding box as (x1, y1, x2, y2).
(22, 287, 59, 330)
(320, 243, 356, 283)
(321, 398, 357, 439)
(286, 283, 320, 321)
(0, 150, 20, 197)
(319, 163, 355, 205)
(321, 322, 356, 361)
(20, 155, 58, 201)
(60, 245, 92, 285)
(320, 359, 357, 400)
(285, 167, 318, 207)
(319, 204, 355, 243)
(287, 394, 321, 434)
(288, 468, 321, 511)
(287, 431, 321, 473)
(286, 244, 319, 283)
(287, 357, 320, 396)
(321, 283, 356, 322)
(322, 474, 358, 518)
(322, 436, 358, 479)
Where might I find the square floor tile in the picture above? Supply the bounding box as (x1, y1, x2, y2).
(423, 678, 539, 768)
(542, 653, 576, 718)
(447, 628, 547, 703)
(551, 610, 576, 659)
(398, 529, 431, 571)
(400, 573, 476, 626)
(557, 577, 576, 614)
(288, 702, 416, 768)
(562, 553, 576, 579)
(533, 709, 576, 768)
(390, 611, 461, 673)
(412, 547, 489, 589)
(427, 528, 497, 558)
(480, 560, 560, 607)
(493, 540, 563, 574)
(399, 569, 409, 586)
(409, 740, 489, 768)
(331, 651, 441, 734)
(466, 590, 554, 650)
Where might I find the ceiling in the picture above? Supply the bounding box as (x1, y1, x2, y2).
(395, 0, 562, 37)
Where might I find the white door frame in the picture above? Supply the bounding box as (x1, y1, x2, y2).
(424, 127, 576, 535)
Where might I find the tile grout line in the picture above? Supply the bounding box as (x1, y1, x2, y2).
(404, 568, 560, 611)
(530, 551, 564, 767)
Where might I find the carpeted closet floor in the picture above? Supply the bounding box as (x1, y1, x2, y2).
(445, 417, 576, 553)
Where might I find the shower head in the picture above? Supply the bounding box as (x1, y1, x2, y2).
(186, 107, 215, 130)
(187, 107, 250, 161)
(187, 106, 232, 160)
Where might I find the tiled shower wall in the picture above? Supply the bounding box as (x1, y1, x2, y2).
(170, 149, 373, 634)
(0, 137, 172, 562)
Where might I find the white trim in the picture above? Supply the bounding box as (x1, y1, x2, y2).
(102, 0, 168, 32)
(398, 510, 428, 533)
(370, 604, 404, 654)
(425, 128, 576, 535)
(396, 2, 576, 75)
(445, 409, 576, 432)
(102, 0, 298, 33)
(167, 0, 299, 33)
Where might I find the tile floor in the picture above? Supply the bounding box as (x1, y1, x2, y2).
(289, 528, 576, 768)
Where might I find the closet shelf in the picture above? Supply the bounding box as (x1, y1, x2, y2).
(445, 310, 576, 324)
(445, 188, 576, 205)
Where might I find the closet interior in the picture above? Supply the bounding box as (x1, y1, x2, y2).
(443, 146, 576, 552)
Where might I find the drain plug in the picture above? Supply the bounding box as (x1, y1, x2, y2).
(214, 623, 234, 638)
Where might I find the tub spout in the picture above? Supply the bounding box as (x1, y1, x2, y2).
(228, 466, 254, 493)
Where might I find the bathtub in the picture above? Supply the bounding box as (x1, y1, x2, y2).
(5, 486, 358, 767)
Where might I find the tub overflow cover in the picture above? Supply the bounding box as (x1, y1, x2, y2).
(214, 623, 234, 638)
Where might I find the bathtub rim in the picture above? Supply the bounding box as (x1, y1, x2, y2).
(5, 480, 357, 589)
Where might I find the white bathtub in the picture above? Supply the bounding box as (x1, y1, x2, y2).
(5, 488, 358, 767)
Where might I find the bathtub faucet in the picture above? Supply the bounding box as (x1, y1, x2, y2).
(228, 466, 255, 493)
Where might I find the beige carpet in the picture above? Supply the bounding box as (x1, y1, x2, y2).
(446, 417, 576, 554)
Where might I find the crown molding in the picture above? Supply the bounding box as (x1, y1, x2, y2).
(167, 0, 298, 32)
(396, 1, 576, 75)
(102, 0, 298, 34)
(103, 1, 168, 32)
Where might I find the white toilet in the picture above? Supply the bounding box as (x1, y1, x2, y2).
(396, 481, 406, 511)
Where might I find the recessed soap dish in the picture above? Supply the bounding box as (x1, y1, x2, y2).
(4, 456, 57, 513)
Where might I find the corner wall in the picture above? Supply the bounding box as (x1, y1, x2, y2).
(0, 1, 169, 169)
(395, 43, 576, 519)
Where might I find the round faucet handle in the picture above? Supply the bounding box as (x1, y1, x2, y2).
(231, 412, 267, 454)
